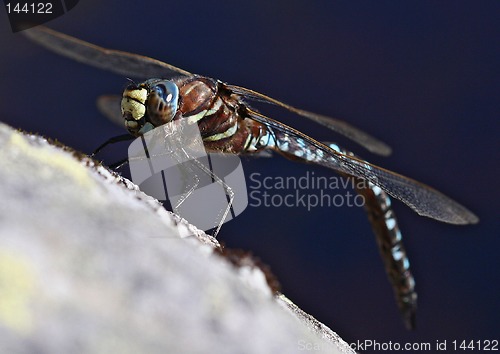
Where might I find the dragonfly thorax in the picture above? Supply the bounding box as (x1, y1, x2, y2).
(121, 79, 179, 136)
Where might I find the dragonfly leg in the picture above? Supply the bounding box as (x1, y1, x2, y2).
(188, 153, 234, 238)
(91, 134, 135, 156)
(108, 158, 130, 170)
(171, 161, 200, 210)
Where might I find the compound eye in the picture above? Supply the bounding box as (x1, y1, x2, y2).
(147, 80, 179, 126)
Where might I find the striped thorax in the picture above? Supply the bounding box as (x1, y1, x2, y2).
(121, 76, 272, 155)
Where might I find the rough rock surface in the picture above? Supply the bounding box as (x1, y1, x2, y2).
(0, 123, 354, 354)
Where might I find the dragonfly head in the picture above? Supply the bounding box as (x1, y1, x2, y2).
(121, 79, 179, 136)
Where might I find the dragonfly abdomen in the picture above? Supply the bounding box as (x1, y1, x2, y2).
(272, 132, 418, 328)
(357, 181, 417, 329)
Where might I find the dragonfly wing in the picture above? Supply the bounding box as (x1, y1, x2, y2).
(23, 26, 192, 78)
(96, 95, 124, 128)
(227, 84, 392, 156)
(245, 108, 478, 225)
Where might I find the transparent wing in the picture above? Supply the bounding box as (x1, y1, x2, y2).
(23, 26, 192, 78)
(228, 84, 392, 156)
(245, 108, 478, 225)
(24, 26, 392, 157)
(96, 95, 124, 127)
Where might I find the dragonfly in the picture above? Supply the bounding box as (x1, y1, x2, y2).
(23, 26, 478, 329)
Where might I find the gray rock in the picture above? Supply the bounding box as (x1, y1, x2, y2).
(0, 123, 354, 354)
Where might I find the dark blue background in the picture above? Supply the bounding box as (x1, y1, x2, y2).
(1, 1, 498, 351)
